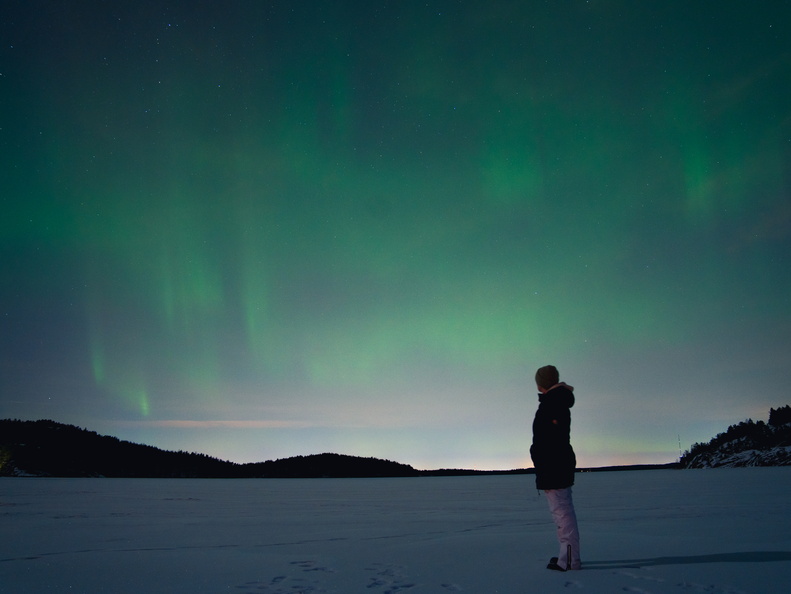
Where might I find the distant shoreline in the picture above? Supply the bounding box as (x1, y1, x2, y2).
(417, 462, 680, 477)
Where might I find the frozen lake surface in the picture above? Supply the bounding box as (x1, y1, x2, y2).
(2, 468, 790, 593)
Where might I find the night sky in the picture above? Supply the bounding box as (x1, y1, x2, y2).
(2, 1, 790, 470)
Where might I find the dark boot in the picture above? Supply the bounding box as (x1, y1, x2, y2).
(546, 557, 566, 572)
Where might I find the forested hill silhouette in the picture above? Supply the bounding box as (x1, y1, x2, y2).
(679, 405, 791, 468)
(0, 419, 418, 478)
(245, 453, 418, 478)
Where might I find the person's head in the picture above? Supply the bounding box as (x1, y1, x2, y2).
(535, 365, 559, 392)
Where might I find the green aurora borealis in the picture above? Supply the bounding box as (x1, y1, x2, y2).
(2, 1, 790, 469)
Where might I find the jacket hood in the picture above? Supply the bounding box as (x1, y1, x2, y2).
(539, 382, 575, 408)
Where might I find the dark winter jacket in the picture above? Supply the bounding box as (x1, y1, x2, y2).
(530, 383, 576, 490)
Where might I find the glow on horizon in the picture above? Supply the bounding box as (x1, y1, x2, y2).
(102, 416, 681, 471)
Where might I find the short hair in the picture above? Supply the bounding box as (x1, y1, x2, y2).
(535, 365, 559, 390)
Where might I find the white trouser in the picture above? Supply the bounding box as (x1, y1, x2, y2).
(544, 487, 581, 570)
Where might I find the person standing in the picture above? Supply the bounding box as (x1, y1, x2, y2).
(530, 364, 581, 571)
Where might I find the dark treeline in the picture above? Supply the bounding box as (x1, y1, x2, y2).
(247, 452, 418, 478)
(1, 419, 240, 477)
(679, 405, 791, 468)
(0, 419, 419, 478)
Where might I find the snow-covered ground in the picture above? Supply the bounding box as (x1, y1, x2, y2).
(2, 468, 790, 593)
